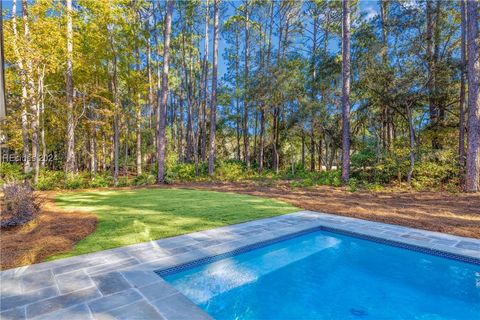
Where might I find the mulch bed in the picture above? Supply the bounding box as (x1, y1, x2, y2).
(0, 193, 96, 270)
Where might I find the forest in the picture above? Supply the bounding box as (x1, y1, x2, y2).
(0, 0, 479, 193)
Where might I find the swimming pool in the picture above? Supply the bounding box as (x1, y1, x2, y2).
(162, 230, 480, 319)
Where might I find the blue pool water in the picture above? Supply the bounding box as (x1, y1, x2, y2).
(164, 230, 480, 319)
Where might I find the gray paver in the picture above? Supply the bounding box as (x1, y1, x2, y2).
(138, 280, 178, 302)
(25, 286, 101, 318)
(32, 303, 92, 320)
(88, 288, 142, 314)
(456, 241, 480, 250)
(0, 306, 25, 320)
(0, 286, 58, 311)
(55, 270, 95, 294)
(93, 300, 164, 320)
(0, 277, 22, 296)
(20, 270, 55, 293)
(151, 293, 212, 320)
(91, 272, 131, 295)
(86, 258, 139, 276)
(120, 270, 162, 288)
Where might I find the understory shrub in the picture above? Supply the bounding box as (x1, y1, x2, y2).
(65, 173, 89, 189)
(412, 161, 458, 190)
(35, 169, 66, 190)
(0, 163, 25, 184)
(1, 182, 39, 229)
(90, 173, 114, 188)
(215, 161, 245, 181)
(132, 173, 156, 186)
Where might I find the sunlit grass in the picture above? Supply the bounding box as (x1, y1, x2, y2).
(49, 188, 298, 260)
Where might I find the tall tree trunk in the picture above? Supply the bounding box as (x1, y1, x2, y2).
(135, 48, 142, 175)
(465, 0, 479, 192)
(201, 0, 209, 162)
(11, 0, 30, 173)
(39, 68, 46, 168)
(259, 0, 274, 172)
(22, 0, 39, 180)
(147, 37, 154, 130)
(234, 28, 241, 161)
(310, 9, 318, 172)
(102, 135, 107, 172)
(301, 130, 305, 169)
(243, 1, 250, 168)
(459, 0, 467, 174)
(259, 108, 265, 170)
(178, 93, 184, 161)
(380, 0, 393, 151)
(208, 0, 219, 175)
(407, 103, 415, 184)
(156, 0, 174, 183)
(112, 60, 119, 185)
(426, 0, 439, 149)
(90, 130, 97, 175)
(65, 0, 75, 174)
(341, 0, 351, 184)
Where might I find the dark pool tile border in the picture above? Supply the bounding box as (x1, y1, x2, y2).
(156, 225, 480, 278)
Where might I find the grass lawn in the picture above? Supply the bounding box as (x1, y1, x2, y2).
(51, 188, 298, 259)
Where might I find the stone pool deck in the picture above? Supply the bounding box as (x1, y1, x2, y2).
(1, 210, 480, 320)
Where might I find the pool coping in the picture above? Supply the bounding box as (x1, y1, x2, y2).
(1, 210, 480, 320)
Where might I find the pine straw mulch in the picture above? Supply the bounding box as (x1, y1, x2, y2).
(0, 192, 97, 270)
(176, 181, 480, 239)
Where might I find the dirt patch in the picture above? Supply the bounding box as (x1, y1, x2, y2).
(176, 181, 480, 239)
(0, 193, 97, 270)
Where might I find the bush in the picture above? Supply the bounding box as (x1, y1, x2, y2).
(1, 182, 39, 229)
(35, 169, 66, 190)
(116, 177, 130, 187)
(132, 173, 156, 186)
(90, 173, 114, 188)
(348, 178, 358, 192)
(0, 163, 25, 184)
(164, 170, 178, 184)
(412, 161, 458, 190)
(65, 173, 89, 189)
(215, 161, 245, 181)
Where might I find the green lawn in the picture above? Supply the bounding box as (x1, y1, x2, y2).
(51, 188, 298, 259)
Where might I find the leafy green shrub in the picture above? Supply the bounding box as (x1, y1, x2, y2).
(316, 170, 342, 187)
(164, 170, 178, 184)
(412, 161, 458, 190)
(175, 163, 196, 181)
(132, 173, 156, 186)
(351, 147, 376, 169)
(215, 161, 245, 181)
(35, 170, 66, 190)
(0, 163, 25, 184)
(116, 177, 130, 187)
(363, 182, 385, 192)
(348, 178, 358, 192)
(90, 173, 114, 188)
(65, 173, 89, 190)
